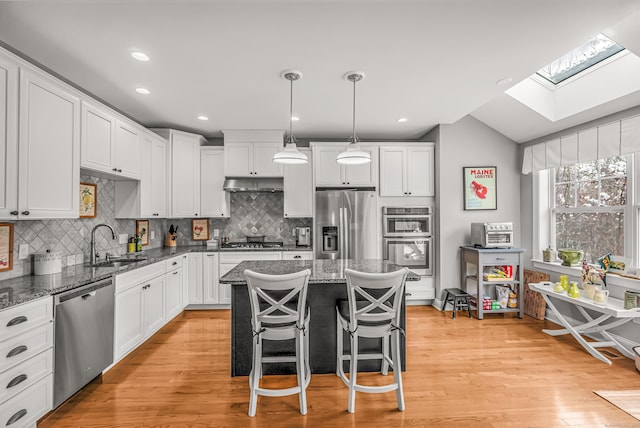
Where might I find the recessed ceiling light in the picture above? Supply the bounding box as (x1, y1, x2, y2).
(135, 87, 150, 95)
(131, 51, 149, 62)
(291, 116, 300, 121)
(197, 115, 209, 121)
(496, 77, 513, 86)
(397, 117, 408, 123)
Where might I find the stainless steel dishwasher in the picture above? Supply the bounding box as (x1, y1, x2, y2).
(53, 277, 114, 408)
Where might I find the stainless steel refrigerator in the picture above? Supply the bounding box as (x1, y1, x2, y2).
(314, 189, 377, 260)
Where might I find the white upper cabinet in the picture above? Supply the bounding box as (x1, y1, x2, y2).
(312, 143, 378, 187)
(0, 53, 18, 219)
(153, 128, 205, 218)
(284, 148, 312, 217)
(380, 144, 434, 197)
(81, 101, 139, 179)
(222, 129, 284, 177)
(201, 147, 229, 218)
(18, 67, 80, 219)
(113, 120, 140, 179)
(114, 131, 167, 218)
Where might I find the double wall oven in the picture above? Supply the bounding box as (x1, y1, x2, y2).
(382, 206, 432, 276)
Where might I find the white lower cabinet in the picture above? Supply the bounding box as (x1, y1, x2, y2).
(165, 257, 183, 320)
(187, 253, 227, 305)
(114, 262, 166, 362)
(281, 251, 313, 260)
(405, 277, 435, 302)
(187, 253, 204, 304)
(0, 297, 53, 426)
(219, 252, 282, 305)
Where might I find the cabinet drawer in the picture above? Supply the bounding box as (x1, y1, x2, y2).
(0, 374, 52, 427)
(219, 251, 282, 264)
(116, 261, 165, 293)
(282, 251, 313, 261)
(0, 323, 53, 373)
(0, 350, 52, 404)
(0, 297, 53, 340)
(480, 253, 520, 266)
(165, 256, 183, 272)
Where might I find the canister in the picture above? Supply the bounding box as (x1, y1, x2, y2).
(33, 250, 62, 275)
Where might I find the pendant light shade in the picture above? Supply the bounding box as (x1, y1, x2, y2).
(273, 70, 308, 165)
(337, 71, 371, 165)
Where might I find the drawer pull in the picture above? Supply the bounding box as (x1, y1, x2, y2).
(6, 345, 27, 358)
(6, 409, 27, 426)
(172, 261, 177, 265)
(6, 374, 27, 389)
(6, 316, 28, 327)
(173, 271, 178, 275)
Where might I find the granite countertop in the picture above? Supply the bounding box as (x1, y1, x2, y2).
(218, 245, 312, 252)
(0, 246, 216, 311)
(219, 259, 420, 285)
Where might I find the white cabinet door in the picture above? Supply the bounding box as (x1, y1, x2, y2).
(201, 147, 229, 217)
(170, 131, 201, 217)
(142, 275, 165, 337)
(114, 120, 140, 179)
(114, 284, 144, 361)
(379, 146, 406, 196)
(219, 282, 232, 305)
(187, 253, 204, 304)
(284, 148, 312, 217)
(343, 145, 377, 186)
(18, 67, 80, 219)
(224, 142, 252, 176)
(0, 54, 18, 219)
(406, 145, 434, 196)
(314, 146, 344, 186)
(81, 101, 115, 174)
(148, 136, 167, 217)
(253, 143, 283, 177)
(203, 253, 220, 304)
(165, 267, 183, 320)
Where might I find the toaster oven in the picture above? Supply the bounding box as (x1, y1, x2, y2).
(470, 222, 513, 248)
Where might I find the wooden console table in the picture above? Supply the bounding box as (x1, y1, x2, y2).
(460, 246, 525, 319)
(529, 281, 640, 364)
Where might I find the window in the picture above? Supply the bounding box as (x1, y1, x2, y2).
(536, 34, 624, 85)
(551, 155, 629, 262)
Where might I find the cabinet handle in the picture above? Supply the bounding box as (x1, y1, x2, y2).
(495, 257, 505, 261)
(194, 213, 198, 216)
(6, 345, 27, 358)
(294, 255, 301, 259)
(7, 374, 27, 389)
(6, 409, 27, 426)
(10, 211, 18, 216)
(172, 261, 178, 265)
(173, 271, 178, 275)
(117, 168, 122, 173)
(112, 168, 118, 172)
(7, 316, 27, 327)
(207, 254, 215, 257)
(405, 292, 412, 296)
(21, 211, 29, 216)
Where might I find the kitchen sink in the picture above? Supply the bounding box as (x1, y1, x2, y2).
(90, 256, 147, 268)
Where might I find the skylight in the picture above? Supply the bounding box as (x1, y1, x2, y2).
(536, 34, 624, 85)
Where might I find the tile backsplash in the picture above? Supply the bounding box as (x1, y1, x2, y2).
(0, 178, 311, 281)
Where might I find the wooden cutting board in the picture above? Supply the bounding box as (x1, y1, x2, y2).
(523, 269, 549, 320)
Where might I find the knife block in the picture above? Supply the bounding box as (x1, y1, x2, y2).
(164, 232, 177, 247)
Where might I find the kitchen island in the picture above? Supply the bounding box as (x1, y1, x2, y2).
(220, 259, 419, 376)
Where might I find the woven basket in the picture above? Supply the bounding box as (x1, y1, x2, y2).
(523, 269, 549, 320)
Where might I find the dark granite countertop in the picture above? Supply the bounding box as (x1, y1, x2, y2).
(219, 259, 420, 285)
(0, 245, 217, 311)
(218, 245, 312, 252)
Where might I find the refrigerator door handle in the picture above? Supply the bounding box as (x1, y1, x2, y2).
(338, 207, 344, 258)
(344, 204, 350, 259)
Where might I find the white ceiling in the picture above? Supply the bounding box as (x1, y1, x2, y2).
(1, 1, 640, 143)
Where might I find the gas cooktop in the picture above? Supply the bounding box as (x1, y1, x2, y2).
(221, 241, 284, 249)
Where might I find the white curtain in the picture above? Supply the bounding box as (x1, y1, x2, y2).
(522, 114, 640, 174)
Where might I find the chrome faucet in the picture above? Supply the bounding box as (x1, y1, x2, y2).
(90, 224, 116, 265)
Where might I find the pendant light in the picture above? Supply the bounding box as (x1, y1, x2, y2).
(273, 70, 308, 165)
(336, 71, 371, 165)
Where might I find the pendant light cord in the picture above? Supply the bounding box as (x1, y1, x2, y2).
(289, 78, 294, 143)
(351, 78, 357, 143)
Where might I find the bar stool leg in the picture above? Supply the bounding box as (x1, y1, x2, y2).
(348, 334, 359, 413)
(296, 331, 307, 415)
(336, 312, 343, 376)
(391, 329, 405, 411)
(248, 337, 261, 417)
(381, 336, 389, 375)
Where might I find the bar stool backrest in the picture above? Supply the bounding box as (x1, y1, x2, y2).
(344, 268, 409, 331)
(244, 269, 312, 331)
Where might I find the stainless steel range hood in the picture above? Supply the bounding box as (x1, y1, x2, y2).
(223, 177, 284, 192)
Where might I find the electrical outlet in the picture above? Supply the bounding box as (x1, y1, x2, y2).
(118, 233, 128, 244)
(213, 229, 219, 238)
(150, 231, 155, 240)
(19, 244, 29, 260)
(66, 255, 75, 266)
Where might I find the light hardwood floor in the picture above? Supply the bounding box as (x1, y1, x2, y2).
(40, 307, 640, 427)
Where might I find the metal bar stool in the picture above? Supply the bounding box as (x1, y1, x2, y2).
(336, 267, 409, 413)
(441, 287, 472, 319)
(244, 269, 311, 417)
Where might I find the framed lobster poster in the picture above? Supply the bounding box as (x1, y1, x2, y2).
(463, 166, 497, 210)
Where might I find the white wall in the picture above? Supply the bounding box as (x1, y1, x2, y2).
(435, 115, 521, 300)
